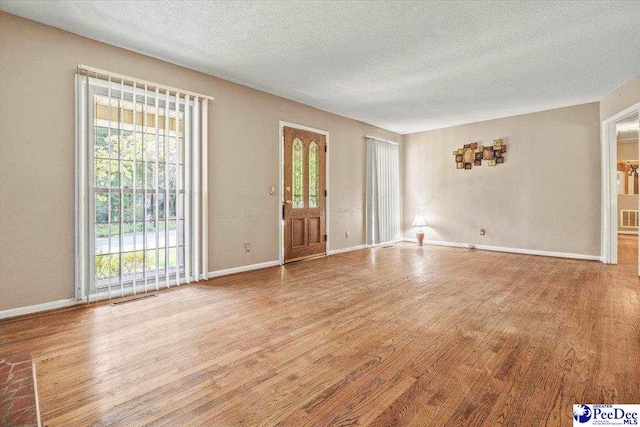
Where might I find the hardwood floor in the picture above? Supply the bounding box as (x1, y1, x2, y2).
(0, 241, 638, 426)
(618, 234, 639, 267)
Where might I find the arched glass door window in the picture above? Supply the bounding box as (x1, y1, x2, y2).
(309, 141, 320, 208)
(292, 138, 304, 208)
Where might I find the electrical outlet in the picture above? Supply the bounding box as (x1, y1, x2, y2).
(480, 228, 485, 236)
(345, 231, 350, 238)
(244, 243, 251, 252)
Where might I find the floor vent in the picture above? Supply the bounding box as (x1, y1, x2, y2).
(111, 294, 157, 306)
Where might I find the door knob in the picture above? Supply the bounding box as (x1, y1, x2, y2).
(284, 200, 292, 205)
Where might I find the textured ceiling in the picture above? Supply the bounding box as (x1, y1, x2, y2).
(2, 1, 639, 134)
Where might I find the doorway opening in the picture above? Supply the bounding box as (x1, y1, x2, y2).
(615, 112, 639, 270)
(278, 122, 329, 264)
(602, 103, 640, 275)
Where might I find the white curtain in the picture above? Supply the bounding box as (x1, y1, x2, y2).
(366, 138, 399, 245)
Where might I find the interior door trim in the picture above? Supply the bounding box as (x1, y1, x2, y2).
(279, 121, 329, 265)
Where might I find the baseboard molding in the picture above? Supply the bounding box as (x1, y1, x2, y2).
(403, 238, 473, 248)
(208, 260, 282, 278)
(327, 241, 402, 255)
(474, 244, 601, 261)
(327, 244, 368, 255)
(0, 298, 78, 320)
(402, 238, 601, 261)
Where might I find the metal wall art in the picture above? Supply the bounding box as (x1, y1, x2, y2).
(453, 139, 507, 169)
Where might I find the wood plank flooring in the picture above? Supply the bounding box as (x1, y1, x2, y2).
(0, 241, 638, 426)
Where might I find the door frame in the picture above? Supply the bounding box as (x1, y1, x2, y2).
(601, 102, 640, 273)
(278, 121, 330, 264)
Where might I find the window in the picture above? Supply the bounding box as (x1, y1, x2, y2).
(366, 137, 400, 245)
(309, 141, 320, 208)
(75, 67, 210, 301)
(292, 137, 304, 209)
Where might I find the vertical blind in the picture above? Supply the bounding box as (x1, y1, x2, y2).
(75, 66, 211, 302)
(366, 137, 400, 245)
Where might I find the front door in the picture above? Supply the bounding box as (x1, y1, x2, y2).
(283, 126, 326, 262)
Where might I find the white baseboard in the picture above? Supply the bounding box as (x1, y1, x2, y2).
(404, 238, 473, 249)
(327, 244, 368, 255)
(0, 298, 78, 320)
(208, 260, 282, 278)
(327, 240, 402, 255)
(402, 238, 601, 261)
(473, 244, 601, 261)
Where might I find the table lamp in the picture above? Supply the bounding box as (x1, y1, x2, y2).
(412, 213, 427, 246)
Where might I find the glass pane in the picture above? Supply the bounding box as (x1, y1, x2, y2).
(292, 138, 304, 209)
(158, 134, 166, 162)
(121, 161, 134, 189)
(95, 254, 113, 280)
(144, 249, 159, 274)
(95, 193, 109, 224)
(168, 137, 178, 163)
(135, 161, 144, 189)
(168, 164, 177, 190)
(110, 193, 120, 222)
(109, 132, 119, 160)
(157, 220, 166, 248)
(158, 193, 166, 220)
(309, 141, 320, 208)
(121, 131, 134, 160)
(95, 127, 109, 159)
(122, 194, 133, 222)
(168, 247, 177, 271)
(110, 160, 119, 188)
(96, 224, 119, 255)
(167, 220, 177, 248)
(177, 193, 184, 220)
(144, 134, 158, 161)
(158, 163, 166, 189)
(95, 159, 110, 188)
(121, 251, 137, 277)
(135, 194, 145, 222)
(145, 194, 156, 224)
(168, 194, 177, 219)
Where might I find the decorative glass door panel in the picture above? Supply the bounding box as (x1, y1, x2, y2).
(283, 127, 326, 262)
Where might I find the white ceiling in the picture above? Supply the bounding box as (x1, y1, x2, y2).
(2, 1, 639, 134)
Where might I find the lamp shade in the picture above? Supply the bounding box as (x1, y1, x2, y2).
(412, 213, 427, 227)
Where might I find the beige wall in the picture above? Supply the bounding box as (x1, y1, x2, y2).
(402, 103, 601, 256)
(617, 138, 639, 161)
(0, 12, 400, 311)
(600, 74, 640, 122)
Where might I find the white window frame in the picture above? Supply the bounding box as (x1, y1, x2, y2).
(75, 67, 211, 302)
